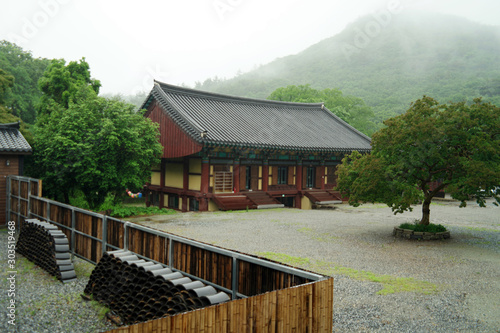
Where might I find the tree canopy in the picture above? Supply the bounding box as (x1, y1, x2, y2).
(0, 40, 50, 123)
(37, 58, 101, 114)
(0, 67, 33, 142)
(31, 59, 162, 209)
(267, 84, 376, 135)
(0, 68, 14, 106)
(336, 96, 500, 225)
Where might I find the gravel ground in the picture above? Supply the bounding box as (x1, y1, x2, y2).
(1, 197, 498, 332)
(0, 235, 116, 333)
(130, 197, 500, 333)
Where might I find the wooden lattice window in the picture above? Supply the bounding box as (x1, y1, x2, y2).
(214, 171, 233, 192)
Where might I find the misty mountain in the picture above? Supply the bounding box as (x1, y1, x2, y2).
(194, 12, 500, 123)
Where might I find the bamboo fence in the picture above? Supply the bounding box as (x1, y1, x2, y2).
(6, 175, 333, 332)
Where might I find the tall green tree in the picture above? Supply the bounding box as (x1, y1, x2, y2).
(32, 59, 163, 209)
(336, 96, 500, 225)
(0, 40, 50, 123)
(0, 68, 14, 106)
(267, 84, 376, 135)
(0, 68, 15, 122)
(0, 67, 33, 142)
(37, 58, 101, 114)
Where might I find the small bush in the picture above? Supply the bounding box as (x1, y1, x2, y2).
(399, 221, 447, 233)
(109, 205, 176, 218)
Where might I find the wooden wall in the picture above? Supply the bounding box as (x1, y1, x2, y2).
(8, 176, 334, 331)
(105, 277, 334, 333)
(1, 156, 19, 225)
(146, 100, 203, 158)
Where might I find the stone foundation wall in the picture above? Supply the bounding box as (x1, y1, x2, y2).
(393, 227, 451, 240)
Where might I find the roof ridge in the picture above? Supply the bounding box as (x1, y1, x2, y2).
(154, 80, 325, 109)
(153, 84, 206, 140)
(0, 121, 21, 129)
(320, 106, 372, 143)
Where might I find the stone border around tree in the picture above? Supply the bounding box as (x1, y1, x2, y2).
(393, 227, 451, 240)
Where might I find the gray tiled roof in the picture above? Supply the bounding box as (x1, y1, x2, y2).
(0, 122, 32, 153)
(143, 81, 371, 153)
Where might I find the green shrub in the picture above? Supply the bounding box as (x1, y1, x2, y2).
(109, 206, 176, 218)
(399, 221, 447, 233)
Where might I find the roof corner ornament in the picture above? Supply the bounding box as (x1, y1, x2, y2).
(200, 130, 208, 139)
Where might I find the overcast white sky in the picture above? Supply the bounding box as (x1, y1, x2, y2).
(1, 0, 499, 95)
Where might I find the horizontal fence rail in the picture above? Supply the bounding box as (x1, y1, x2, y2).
(7, 175, 334, 332)
(7, 176, 325, 299)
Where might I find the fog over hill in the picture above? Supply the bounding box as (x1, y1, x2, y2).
(194, 11, 500, 125)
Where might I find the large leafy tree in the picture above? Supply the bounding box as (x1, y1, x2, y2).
(0, 68, 15, 121)
(37, 58, 101, 115)
(32, 59, 163, 209)
(267, 84, 376, 135)
(0, 68, 14, 106)
(0, 68, 33, 142)
(0, 40, 50, 123)
(336, 96, 500, 225)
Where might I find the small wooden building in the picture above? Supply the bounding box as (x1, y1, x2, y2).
(142, 81, 371, 212)
(0, 122, 32, 225)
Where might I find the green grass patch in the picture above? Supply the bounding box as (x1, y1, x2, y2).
(16, 257, 37, 275)
(258, 252, 439, 295)
(464, 226, 500, 233)
(109, 205, 176, 218)
(399, 222, 447, 233)
(257, 252, 311, 267)
(89, 299, 110, 320)
(73, 259, 96, 279)
(324, 264, 439, 295)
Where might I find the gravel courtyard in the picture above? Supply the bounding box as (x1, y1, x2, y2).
(1, 198, 498, 332)
(130, 198, 500, 332)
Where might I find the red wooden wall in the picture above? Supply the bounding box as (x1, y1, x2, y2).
(146, 101, 203, 158)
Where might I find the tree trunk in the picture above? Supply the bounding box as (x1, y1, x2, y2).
(63, 192, 70, 204)
(420, 198, 431, 225)
(419, 182, 447, 225)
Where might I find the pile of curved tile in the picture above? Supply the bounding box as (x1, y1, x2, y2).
(16, 218, 77, 283)
(84, 249, 230, 325)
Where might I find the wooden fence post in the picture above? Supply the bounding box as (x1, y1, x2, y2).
(27, 178, 31, 219)
(102, 216, 108, 255)
(168, 237, 174, 269)
(71, 208, 76, 256)
(232, 257, 239, 300)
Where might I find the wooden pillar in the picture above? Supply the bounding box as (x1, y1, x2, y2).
(233, 158, 240, 193)
(199, 156, 210, 211)
(262, 159, 269, 192)
(295, 160, 302, 209)
(182, 157, 189, 212)
(159, 158, 166, 209)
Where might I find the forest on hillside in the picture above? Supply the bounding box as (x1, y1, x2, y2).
(193, 12, 500, 129)
(2, 12, 500, 136)
(0, 41, 145, 130)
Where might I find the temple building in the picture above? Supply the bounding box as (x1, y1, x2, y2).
(141, 81, 371, 212)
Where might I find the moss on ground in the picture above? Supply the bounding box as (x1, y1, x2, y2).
(257, 251, 439, 295)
